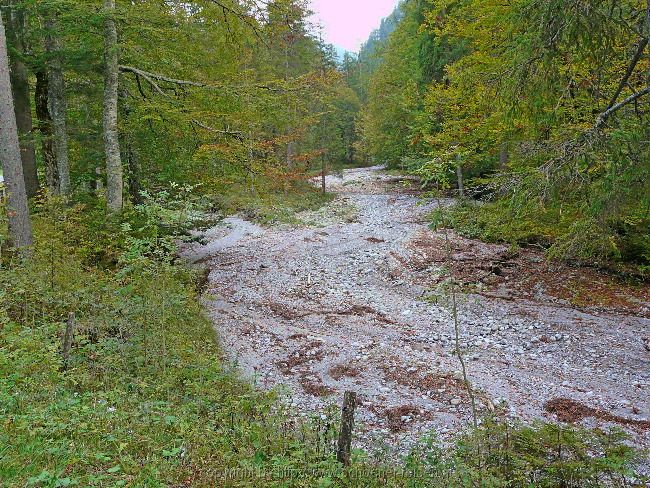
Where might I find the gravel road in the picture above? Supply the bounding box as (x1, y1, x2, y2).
(182, 166, 650, 456)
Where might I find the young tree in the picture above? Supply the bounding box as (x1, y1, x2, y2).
(103, 0, 123, 212)
(0, 9, 33, 251)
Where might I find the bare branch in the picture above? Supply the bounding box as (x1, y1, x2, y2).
(192, 119, 244, 140)
(606, 37, 647, 110)
(597, 86, 650, 128)
(119, 65, 297, 94)
(119, 65, 212, 89)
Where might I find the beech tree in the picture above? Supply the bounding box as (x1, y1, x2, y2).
(103, 0, 123, 213)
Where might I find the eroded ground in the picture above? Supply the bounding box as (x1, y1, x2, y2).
(182, 166, 650, 456)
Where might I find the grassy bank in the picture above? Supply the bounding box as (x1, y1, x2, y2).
(430, 198, 649, 279)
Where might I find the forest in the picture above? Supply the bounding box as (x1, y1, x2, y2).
(0, 0, 649, 486)
(356, 0, 650, 270)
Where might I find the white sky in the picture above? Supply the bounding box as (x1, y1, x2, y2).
(309, 0, 399, 53)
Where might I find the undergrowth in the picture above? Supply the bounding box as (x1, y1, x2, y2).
(431, 199, 650, 278)
(210, 180, 335, 225)
(0, 185, 645, 486)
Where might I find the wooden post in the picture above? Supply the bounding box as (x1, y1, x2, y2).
(62, 312, 75, 371)
(337, 390, 357, 466)
(321, 154, 326, 194)
(456, 159, 465, 198)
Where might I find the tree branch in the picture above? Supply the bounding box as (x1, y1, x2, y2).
(192, 120, 244, 140)
(597, 86, 650, 128)
(605, 37, 647, 110)
(205, 0, 269, 47)
(119, 65, 212, 89)
(119, 65, 294, 94)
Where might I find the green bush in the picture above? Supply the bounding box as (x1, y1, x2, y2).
(403, 420, 644, 488)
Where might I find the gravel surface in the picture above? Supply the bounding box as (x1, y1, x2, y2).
(182, 166, 650, 456)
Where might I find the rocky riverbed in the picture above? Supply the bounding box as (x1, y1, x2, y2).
(181, 166, 650, 458)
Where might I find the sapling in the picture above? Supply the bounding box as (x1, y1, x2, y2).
(429, 155, 478, 428)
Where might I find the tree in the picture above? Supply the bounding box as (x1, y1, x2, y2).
(0, 9, 33, 251)
(360, 0, 650, 266)
(4, 0, 39, 197)
(103, 0, 123, 213)
(44, 12, 70, 195)
(34, 69, 58, 192)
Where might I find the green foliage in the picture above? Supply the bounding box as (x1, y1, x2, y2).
(358, 0, 650, 269)
(211, 179, 335, 225)
(406, 420, 644, 487)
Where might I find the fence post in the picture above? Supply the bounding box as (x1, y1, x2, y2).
(62, 312, 75, 371)
(337, 390, 357, 466)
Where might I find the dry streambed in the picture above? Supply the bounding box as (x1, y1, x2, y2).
(181, 166, 650, 456)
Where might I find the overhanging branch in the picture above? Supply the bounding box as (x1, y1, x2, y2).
(119, 65, 296, 94)
(192, 120, 244, 141)
(605, 37, 648, 110)
(596, 86, 650, 129)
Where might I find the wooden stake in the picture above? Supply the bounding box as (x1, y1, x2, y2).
(321, 155, 326, 194)
(62, 312, 75, 371)
(337, 390, 357, 466)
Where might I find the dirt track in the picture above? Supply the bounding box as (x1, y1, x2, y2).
(182, 166, 650, 456)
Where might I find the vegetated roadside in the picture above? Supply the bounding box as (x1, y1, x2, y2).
(0, 179, 647, 487)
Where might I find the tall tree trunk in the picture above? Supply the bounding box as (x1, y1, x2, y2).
(126, 143, 142, 205)
(103, 0, 123, 213)
(647, 0, 650, 87)
(284, 40, 296, 172)
(119, 88, 142, 205)
(5, 2, 38, 197)
(0, 10, 33, 251)
(286, 140, 295, 169)
(34, 70, 58, 193)
(44, 15, 70, 195)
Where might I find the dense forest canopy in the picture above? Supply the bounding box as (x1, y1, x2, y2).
(5, 0, 647, 270)
(0, 0, 360, 216)
(1, 0, 649, 486)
